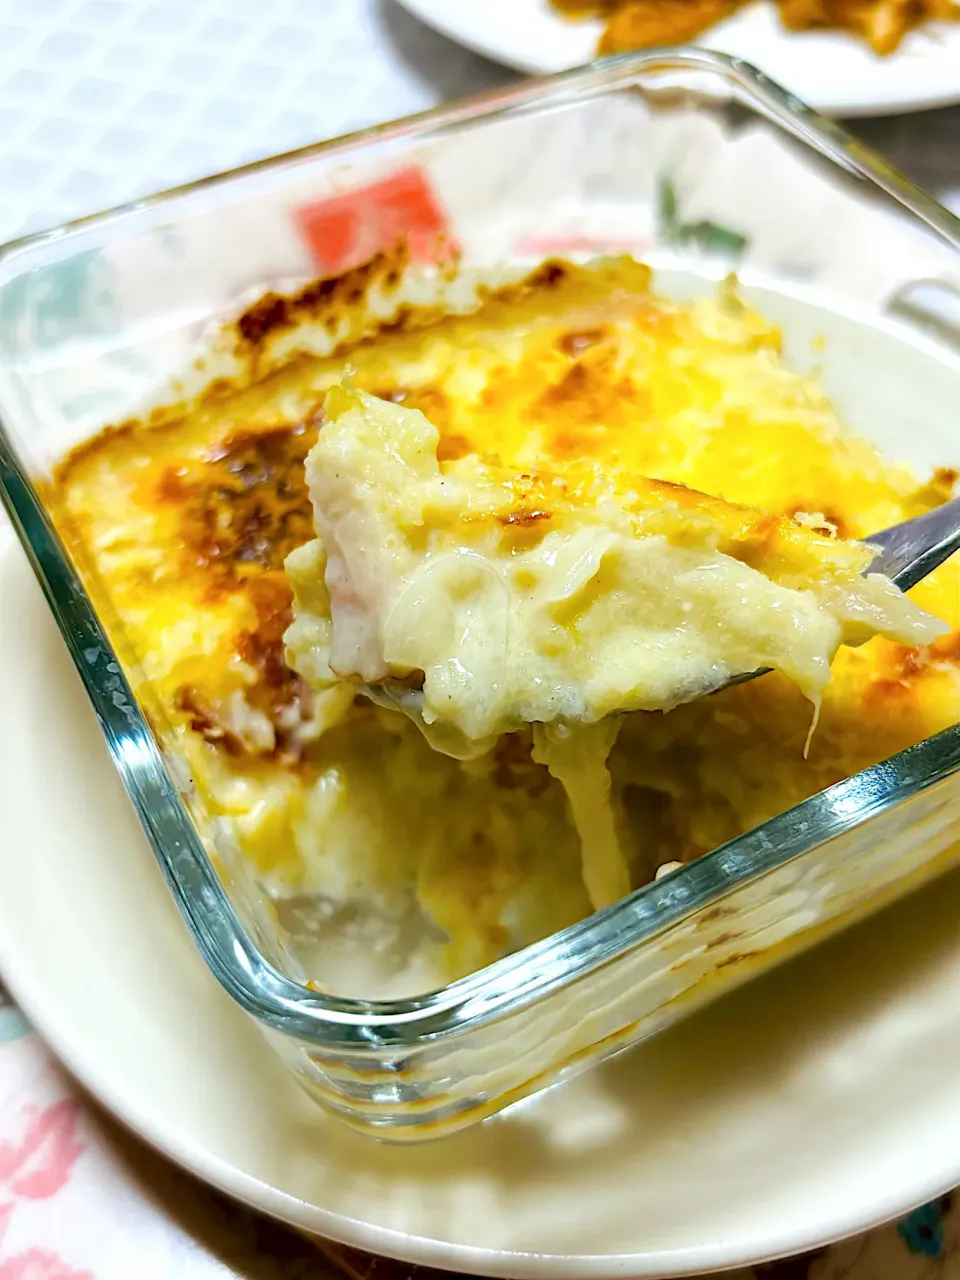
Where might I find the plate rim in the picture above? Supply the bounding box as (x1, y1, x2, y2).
(1, 909, 958, 1280)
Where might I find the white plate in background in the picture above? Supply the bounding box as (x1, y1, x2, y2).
(393, 0, 960, 117)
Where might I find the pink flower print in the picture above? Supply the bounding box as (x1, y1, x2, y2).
(0, 1250, 93, 1280)
(0, 1103, 83, 1201)
(0, 1103, 91, 1279)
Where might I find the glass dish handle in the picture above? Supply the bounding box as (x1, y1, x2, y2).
(885, 278, 960, 357)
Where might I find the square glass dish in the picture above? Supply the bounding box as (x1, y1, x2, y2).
(1, 49, 958, 1141)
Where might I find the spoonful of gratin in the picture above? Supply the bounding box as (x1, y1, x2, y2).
(284, 384, 952, 909)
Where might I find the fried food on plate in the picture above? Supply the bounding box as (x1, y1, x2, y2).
(551, 0, 959, 56)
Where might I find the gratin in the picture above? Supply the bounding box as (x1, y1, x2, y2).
(53, 258, 960, 989)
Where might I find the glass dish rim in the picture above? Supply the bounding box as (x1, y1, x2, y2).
(0, 47, 958, 1049)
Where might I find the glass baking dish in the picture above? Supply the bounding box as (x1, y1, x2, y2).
(0, 49, 958, 1141)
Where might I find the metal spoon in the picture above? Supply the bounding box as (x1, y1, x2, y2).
(719, 494, 960, 694)
(865, 494, 960, 593)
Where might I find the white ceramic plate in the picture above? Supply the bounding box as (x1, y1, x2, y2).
(1, 534, 960, 1277)
(393, 0, 960, 117)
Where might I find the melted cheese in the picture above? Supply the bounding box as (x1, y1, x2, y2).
(52, 258, 960, 991)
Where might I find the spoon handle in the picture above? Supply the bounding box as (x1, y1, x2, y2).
(867, 494, 960, 593)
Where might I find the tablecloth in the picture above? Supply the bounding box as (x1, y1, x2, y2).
(0, 0, 958, 1274)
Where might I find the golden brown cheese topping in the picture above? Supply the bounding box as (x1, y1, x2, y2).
(167, 424, 317, 579)
(51, 258, 960, 991)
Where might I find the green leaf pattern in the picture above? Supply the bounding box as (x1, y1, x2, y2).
(0, 248, 121, 352)
(658, 176, 748, 259)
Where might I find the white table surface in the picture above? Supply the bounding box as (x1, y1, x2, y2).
(0, 0, 956, 248)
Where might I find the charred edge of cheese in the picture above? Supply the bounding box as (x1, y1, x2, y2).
(284, 385, 947, 910)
